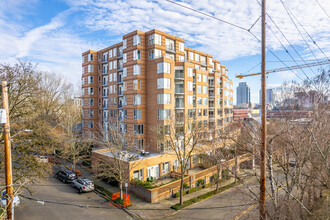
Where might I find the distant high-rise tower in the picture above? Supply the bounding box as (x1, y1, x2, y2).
(259, 89, 274, 105)
(236, 82, 251, 106)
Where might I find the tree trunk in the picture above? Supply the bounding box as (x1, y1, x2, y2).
(268, 142, 277, 207)
(180, 168, 184, 205)
(119, 181, 123, 199)
(73, 154, 76, 171)
(216, 163, 221, 191)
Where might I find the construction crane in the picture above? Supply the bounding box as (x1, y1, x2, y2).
(236, 59, 330, 79)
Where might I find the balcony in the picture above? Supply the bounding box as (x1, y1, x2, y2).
(118, 52, 123, 58)
(118, 90, 123, 96)
(209, 103, 215, 108)
(102, 105, 108, 109)
(103, 117, 109, 121)
(209, 92, 215, 97)
(118, 65, 123, 71)
(102, 93, 108, 98)
(201, 61, 207, 67)
(175, 70, 184, 80)
(118, 75, 123, 84)
(175, 98, 184, 109)
(118, 103, 123, 108)
(165, 45, 175, 53)
(208, 81, 215, 87)
(102, 70, 108, 75)
(102, 58, 108, 63)
(175, 87, 184, 94)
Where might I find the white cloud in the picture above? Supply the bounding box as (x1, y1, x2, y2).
(277, 71, 297, 80)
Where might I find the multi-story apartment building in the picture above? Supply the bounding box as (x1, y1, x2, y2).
(81, 29, 233, 153)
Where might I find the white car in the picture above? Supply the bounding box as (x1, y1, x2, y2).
(38, 155, 48, 163)
(71, 178, 94, 193)
(1, 190, 20, 207)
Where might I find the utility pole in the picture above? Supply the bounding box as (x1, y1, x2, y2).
(2, 81, 14, 220)
(260, 0, 267, 219)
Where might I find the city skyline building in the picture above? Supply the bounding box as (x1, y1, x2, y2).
(236, 82, 251, 106)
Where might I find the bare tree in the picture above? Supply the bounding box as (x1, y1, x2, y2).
(162, 115, 206, 205)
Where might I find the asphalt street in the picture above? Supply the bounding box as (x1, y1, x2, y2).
(15, 175, 131, 220)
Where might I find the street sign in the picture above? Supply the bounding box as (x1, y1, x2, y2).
(0, 109, 6, 124)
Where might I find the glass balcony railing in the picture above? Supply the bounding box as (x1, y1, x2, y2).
(175, 71, 184, 79)
(175, 87, 184, 94)
(165, 45, 175, 53)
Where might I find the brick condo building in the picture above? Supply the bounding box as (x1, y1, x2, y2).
(81, 29, 233, 152)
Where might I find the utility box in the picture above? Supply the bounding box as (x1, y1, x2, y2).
(0, 109, 7, 124)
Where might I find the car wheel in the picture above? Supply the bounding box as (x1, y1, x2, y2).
(79, 188, 82, 193)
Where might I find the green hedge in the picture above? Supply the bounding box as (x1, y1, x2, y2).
(95, 184, 113, 198)
(171, 181, 239, 210)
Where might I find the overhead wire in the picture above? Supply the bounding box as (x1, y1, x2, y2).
(285, 4, 329, 60)
(314, 0, 330, 19)
(163, 0, 314, 82)
(255, 0, 316, 78)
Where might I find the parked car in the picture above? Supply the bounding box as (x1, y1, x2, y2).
(38, 155, 48, 163)
(55, 170, 77, 183)
(71, 178, 94, 193)
(1, 190, 20, 207)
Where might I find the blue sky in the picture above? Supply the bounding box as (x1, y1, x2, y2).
(0, 0, 329, 104)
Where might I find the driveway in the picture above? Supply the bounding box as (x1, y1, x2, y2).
(15, 175, 132, 220)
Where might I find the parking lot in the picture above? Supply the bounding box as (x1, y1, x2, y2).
(15, 170, 131, 220)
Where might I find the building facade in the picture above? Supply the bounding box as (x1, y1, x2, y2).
(236, 82, 251, 106)
(81, 29, 234, 153)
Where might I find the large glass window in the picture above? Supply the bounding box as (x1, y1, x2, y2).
(133, 94, 141, 105)
(133, 64, 141, 75)
(157, 94, 171, 104)
(157, 109, 171, 120)
(149, 49, 162, 60)
(157, 62, 171, 74)
(133, 35, 141, 46)
(133, 169, 143, 180)
(133, 109, 141, 120)
(134, 124, 144, 134)
(133, 50, 141, 60)
(157, 78, 171, 89)
(148, 33, 162, 45)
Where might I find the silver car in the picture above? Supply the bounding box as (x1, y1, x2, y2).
(71, 178, 94, 193)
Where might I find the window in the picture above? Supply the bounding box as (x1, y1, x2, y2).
(113, 72, 117, 81)
(133, 94, 141, 105)
(133, 35, 141, 45)
(197, 109, 202, 116)
(203, 109, 207, 116)
(217, 63, 220, 70)
(157, 141, 170, 152)
(217, 88, 221, 95)
(133, 79, 141, 90)
(188, 109, 194, 118)
(134, 124, 144, 134)
(82, 78, 85, 85)
(109, 62, 113, 70)
(197, 85, 202, 94)
(188, 95, 193, 105)
(88, 76, 94, 84)
(157, 109, 171, 120)
(217, 108, 221, 115)
(88, 98, 94, 106)
(179, 42, 184, 51)
(113, 60, 117, 69)
(88, 109, 94, 117)
(133, 64, 141, 75)
(195, 64, 200, 70)
(157, 78, 171, 89)
(195, 54, 199, 61)
(113, 48, 117, 57)
(148, 33, 162, 45)
(134, 139, 144, 149)
(157, 94, 171, 104)
(134, 109, 141, 120)
(149, 49, 162, 60)
(102, 64, 108, 74)
(103, 52, 108, 62)
(201, 56, 206, 65)
(133, 169, 143, 180)
(157, 62, 171, 74)
(88, 53, 93, 61)
(203, 86, 207, 94)
(158, 125, 170, 135)
(179, 55, 184, 62)
(133, 50, 141, 60)
(187, 81, 193, 91)
(162, 162, 170, 174)
(189, 52, 194, 60)
(203, 75, 207, 83)
(209, 57, 213, 64)
(113, 85, 117, 93)
(88, 87, 94, 95)
(123, 53, 127, 63)
(203, 97, 208, 105)
(216, 77, 220, 85)
(187, 67, 193, 77)
(217, 98, 221, 105)
(102, 87, 108, 96)
(88, 65, 93, 73)
(123, 67, 127, 77)
(197, 97, 202, 105)
(123, 39, 127, 49)
(197, 74, 201, 82)
(109, 73, 112, 82)
(88, 120, 94, 128)
(109, 49, 112, 58)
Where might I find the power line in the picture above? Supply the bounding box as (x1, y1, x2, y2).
(285, 5, 329, 60)
(279, 0, 320, 64)
(163, 0, 248, 31)
(256, 0, 316, 78)
(314, 0, 330, 19)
